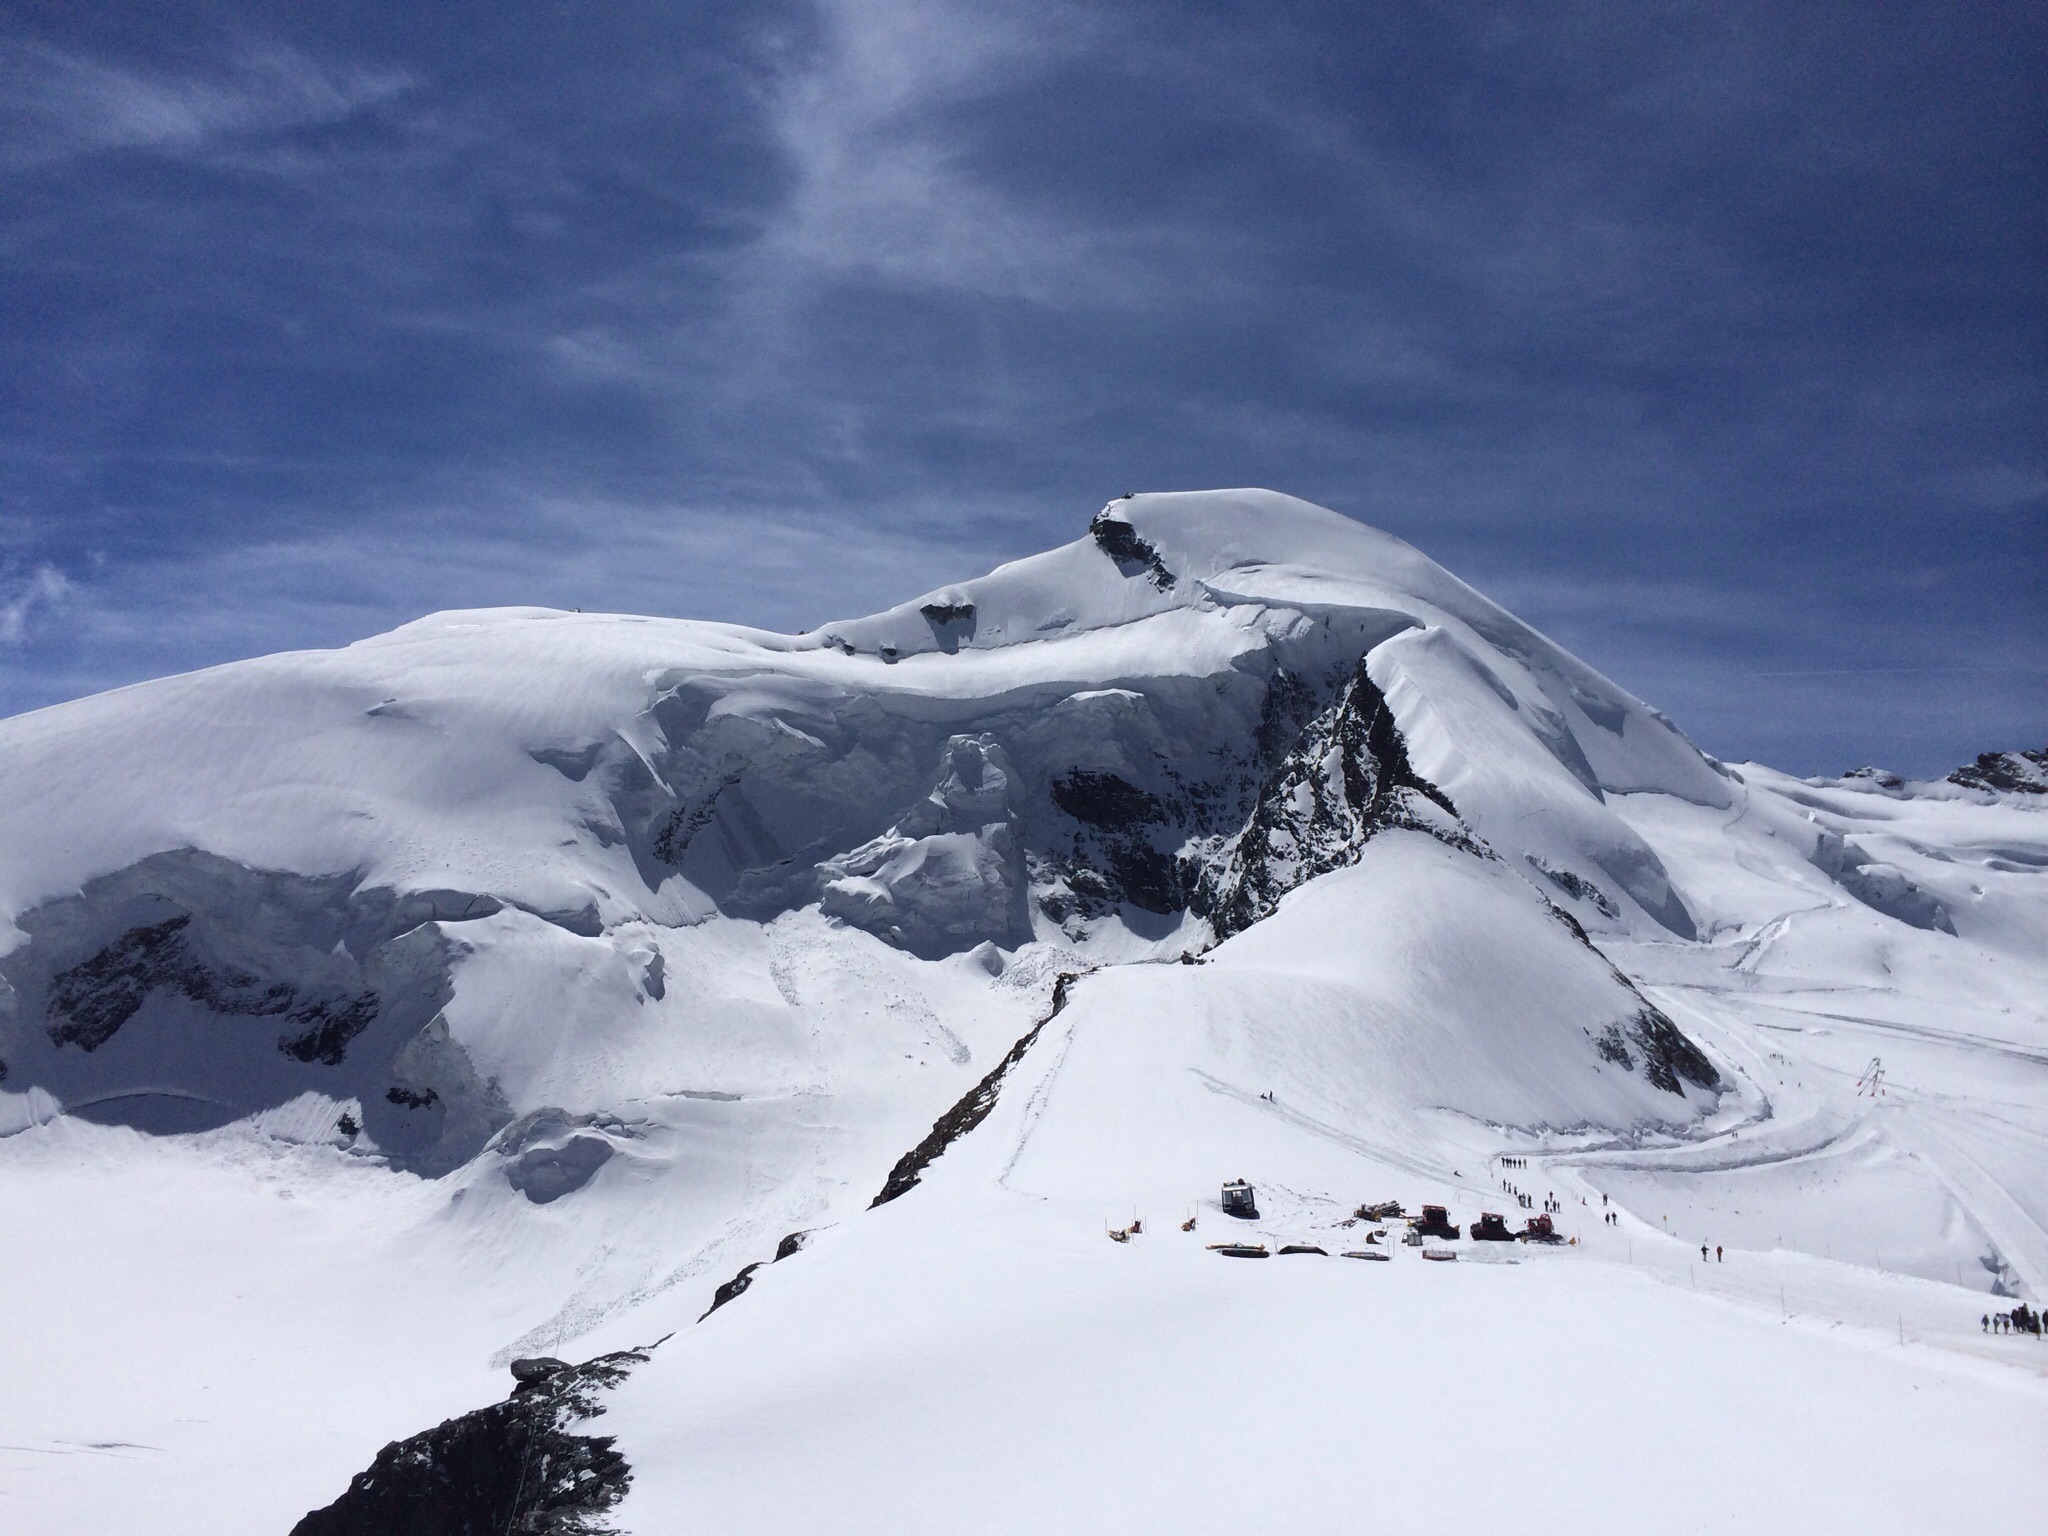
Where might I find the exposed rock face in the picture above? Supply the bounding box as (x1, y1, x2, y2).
(43, 911, 380, 1061)
(290, 1345, 656, 1536)
(1089, 507, 1175, 588)
(1625, 1005, 1721, 1095)
(873, 972, 1081, 1207)
(700, 1261, 764, 1320)
(1195, 660, 1480, 938)
(1547, 905, 1721, 1097)
(0, 851, 507, 1163)
(1948, 747, 2048, 796)
(1528, 858, 1620, 919)
(1049, 769, 1183, 915)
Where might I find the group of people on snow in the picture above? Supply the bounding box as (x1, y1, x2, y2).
(1985, 1305, 2040, 1336)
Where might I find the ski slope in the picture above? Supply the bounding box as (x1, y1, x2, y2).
(1, 490, 2043, 1533)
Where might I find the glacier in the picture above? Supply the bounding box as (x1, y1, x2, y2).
(0, 490, 2042, 1533)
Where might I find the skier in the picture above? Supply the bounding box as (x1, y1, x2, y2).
(1701, 1242, 1709, 1262)
(1983, 1314, 1990, 1332)
(1716, 1245, 1722, 1262)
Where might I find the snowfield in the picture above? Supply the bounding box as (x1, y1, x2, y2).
(1, 490, 2042, 1533)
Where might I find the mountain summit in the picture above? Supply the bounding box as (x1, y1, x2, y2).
(2, 491, 2043, 1534)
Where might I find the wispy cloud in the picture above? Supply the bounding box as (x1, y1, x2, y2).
(0, 564, 68, 644)
(758, 0, 1108, 302)
(0, 4, 2038, 778)
(0, 39, 412, 167)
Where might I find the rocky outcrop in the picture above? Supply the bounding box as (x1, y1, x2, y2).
(1948, 747, 2048, 796)
(1047, 769, 1184, 915)
(872, 971, 1081, 1207)
(1527, 857, 1620, 919)
(290, 1344, 659, 1536)
(1089, 507, 1175, 589)
(0, 850, 507, 1167)
(42, 912, 380, 1063)
(1625, 1005, 1721, 1095)
(1194, 659, 1481, 938)
(700, 1261, 764, 1320)
(1590, 1006, 1720, 1095)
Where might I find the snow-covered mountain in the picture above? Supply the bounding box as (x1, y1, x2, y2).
(2, 490, 2043, 1534)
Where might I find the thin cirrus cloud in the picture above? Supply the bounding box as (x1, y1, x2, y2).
(0, 0, 2041, 778)
(0, 37, 413, 166)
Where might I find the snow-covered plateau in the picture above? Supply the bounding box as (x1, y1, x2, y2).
(2, 490, 2043, 1533)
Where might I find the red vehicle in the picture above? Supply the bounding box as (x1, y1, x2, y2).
(1412, 1204, 1460, 1240)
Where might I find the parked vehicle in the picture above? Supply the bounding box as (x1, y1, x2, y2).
(1411, 1204, 1460, 1240)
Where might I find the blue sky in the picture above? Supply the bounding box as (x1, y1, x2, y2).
(2, 1, 2041, 775)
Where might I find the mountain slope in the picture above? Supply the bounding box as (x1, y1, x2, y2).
(0, 490, 2043, 1534)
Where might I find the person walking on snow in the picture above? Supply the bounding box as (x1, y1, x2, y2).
(1716, 1245, 1722, 1262)
(1701, 1243, 1709, 1262)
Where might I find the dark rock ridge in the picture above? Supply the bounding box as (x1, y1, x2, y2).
(290, 1343, 659, 1536)
(700, 1261, 764, 1320)
(872, 971, 1082, 1207)
(1527, 858, 1620, 920)
(1049, 770, 1183, 916)
(1588, 1005, 1721, 1095)
(696, 1230, 811, 1324)
(1194, 659, 1480, 939)
(1548, 903, 1721, 1098)
(1625, 1006, 1721, 1095)
(43, 912, 381, 1064)
(1089, 508, 1176, 589)
(1949, 747, 2048, 796)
